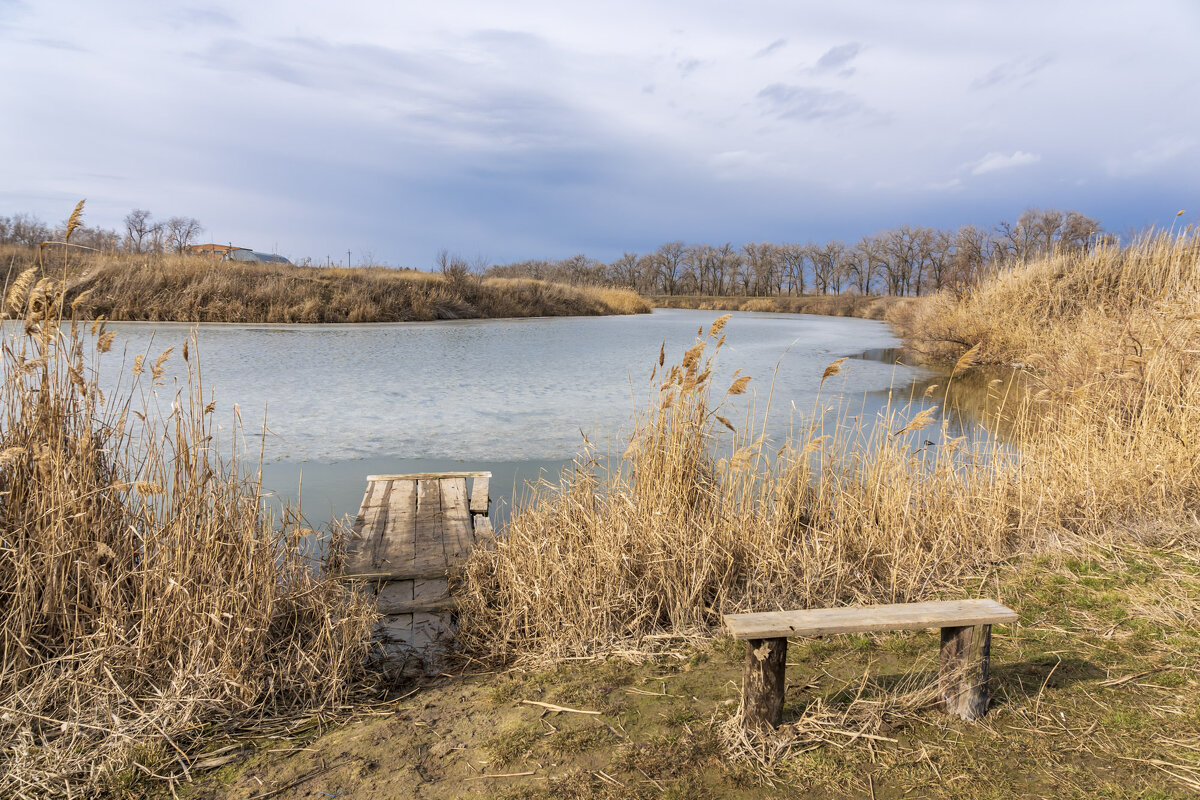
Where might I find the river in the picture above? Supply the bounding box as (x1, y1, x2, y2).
(61, 309, 971, 529)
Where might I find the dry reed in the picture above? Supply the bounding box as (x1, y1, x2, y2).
(0, 246, 650, 324)
(0, 216, 377, 797)
(460, 231, 1200, 664)
(651, 293, 900, 320)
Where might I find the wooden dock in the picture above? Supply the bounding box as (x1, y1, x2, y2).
(343, 471, 492, 672)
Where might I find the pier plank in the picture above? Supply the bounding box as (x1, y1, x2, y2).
(441, 477, 473, 561)
(469, 475, 490, 515)
(473, 514, 494, 542)
(368, 471, 490, 482)
(376, 479, 417, 573)
(410, 478, 448, 576)
(344, 479, 391, 575)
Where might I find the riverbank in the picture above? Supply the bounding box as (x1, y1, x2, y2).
(648, 293, 906, 320)
(1, 246, 650, 322)
(172, 539, 1200, 799)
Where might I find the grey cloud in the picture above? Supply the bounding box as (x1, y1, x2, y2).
(677, 57, 702, 77)
(196, 36, 426, 90)
(176, 7, 239, 29)
(469, 28, 548, 50)
(971, 54, 1054, 90)
(757, 83, 863, 121)
(815, 42, 861, 74)
(754, 38, 786, 58)
(196, 35, 594, 153)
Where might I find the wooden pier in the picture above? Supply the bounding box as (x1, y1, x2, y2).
(343, 471, 492, 672)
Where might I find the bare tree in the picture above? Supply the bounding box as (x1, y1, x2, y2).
(609, 252, 640, 289)
(714, 243, 738, 295)
(124, 209, 154, 253)
(808, 241, 845, 295)
(4, 213, 51, 247)
(685, 244, 713, 295)
(166, 216, 204, 253)
(779, 244, 807, 295)
(654, 241, 686, 295)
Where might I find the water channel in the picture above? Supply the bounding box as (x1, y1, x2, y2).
(62, 309, 997, 529)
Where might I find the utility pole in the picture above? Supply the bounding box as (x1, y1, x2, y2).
(347, 249, 352, 268)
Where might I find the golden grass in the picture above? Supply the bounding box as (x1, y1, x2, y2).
(460, 232, 1200, 664)
(0, 230, 377, 795)
(0, 246, 650, 323)
(650, 293, 902, 320)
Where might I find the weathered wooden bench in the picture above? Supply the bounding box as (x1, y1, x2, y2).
(723, 599, 1018, 730)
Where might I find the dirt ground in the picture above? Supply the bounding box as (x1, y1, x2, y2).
(176, 545, 1200, 800)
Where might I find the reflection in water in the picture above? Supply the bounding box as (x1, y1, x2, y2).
(852, 347, 1025, 445)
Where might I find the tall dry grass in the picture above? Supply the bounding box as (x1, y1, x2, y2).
(0, 222, 376, 796)
(461, 232, 1200, 663)
(651, 293, 902, 320)
(0, 246, 650, 323)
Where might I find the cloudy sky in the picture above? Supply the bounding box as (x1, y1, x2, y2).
(1, 1, 1196, 266)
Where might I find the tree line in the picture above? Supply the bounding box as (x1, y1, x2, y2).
(484, 208, 1105, 297)
(0, 208, 204, 254)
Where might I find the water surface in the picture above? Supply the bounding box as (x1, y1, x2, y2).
(74, 309, 946, 526)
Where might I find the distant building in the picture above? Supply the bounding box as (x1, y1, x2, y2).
(189, 243, 247, 258)
(187, 243, 293, 264)
(227, 249, 293, 264)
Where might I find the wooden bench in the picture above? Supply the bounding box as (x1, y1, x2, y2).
(723, 599, 1018, 730)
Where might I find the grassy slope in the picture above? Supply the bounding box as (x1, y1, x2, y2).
(1, 247, 650, 322)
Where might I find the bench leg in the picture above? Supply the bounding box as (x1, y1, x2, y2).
(741, 637, 787, 731)
(939, 624, 992, 721)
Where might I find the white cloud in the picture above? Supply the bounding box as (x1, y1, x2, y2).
(970, 151, 1041, 176)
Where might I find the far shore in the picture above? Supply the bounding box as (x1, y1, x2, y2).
(648, 292, 906, 320)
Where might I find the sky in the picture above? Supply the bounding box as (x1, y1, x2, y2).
(1, 1, 1197, 267)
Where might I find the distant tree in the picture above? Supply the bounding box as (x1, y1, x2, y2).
(715, 243, 739, 295)
(995, 208, 1101, 263)
(148, 222, 167, 254)
(124, 209, 154, 253)
(166, 216, 204, 253)
(924, 229, 954, 293)
(3, 213, 51, 247)
(654, 241, 686, 295)
(779, 244, 807, 295)
(743, 242, 780, 296)
(849, 235, 886, 295)
(808, 240, 845, 295)
(608, 252, 640, 289)
(435, 248, 470, 280)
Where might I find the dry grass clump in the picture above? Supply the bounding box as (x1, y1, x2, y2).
(459, 317, 1024, 662)
(0, 231, 376, 796)
(0, 247, 649, 323)
(462, 233, 1199, 664)
(897, 230, 1200, 530)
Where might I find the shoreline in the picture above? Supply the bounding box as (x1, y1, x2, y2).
(648, 292, 908, 321)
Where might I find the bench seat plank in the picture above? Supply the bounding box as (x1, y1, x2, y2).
(724, 599, 1017, 640)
